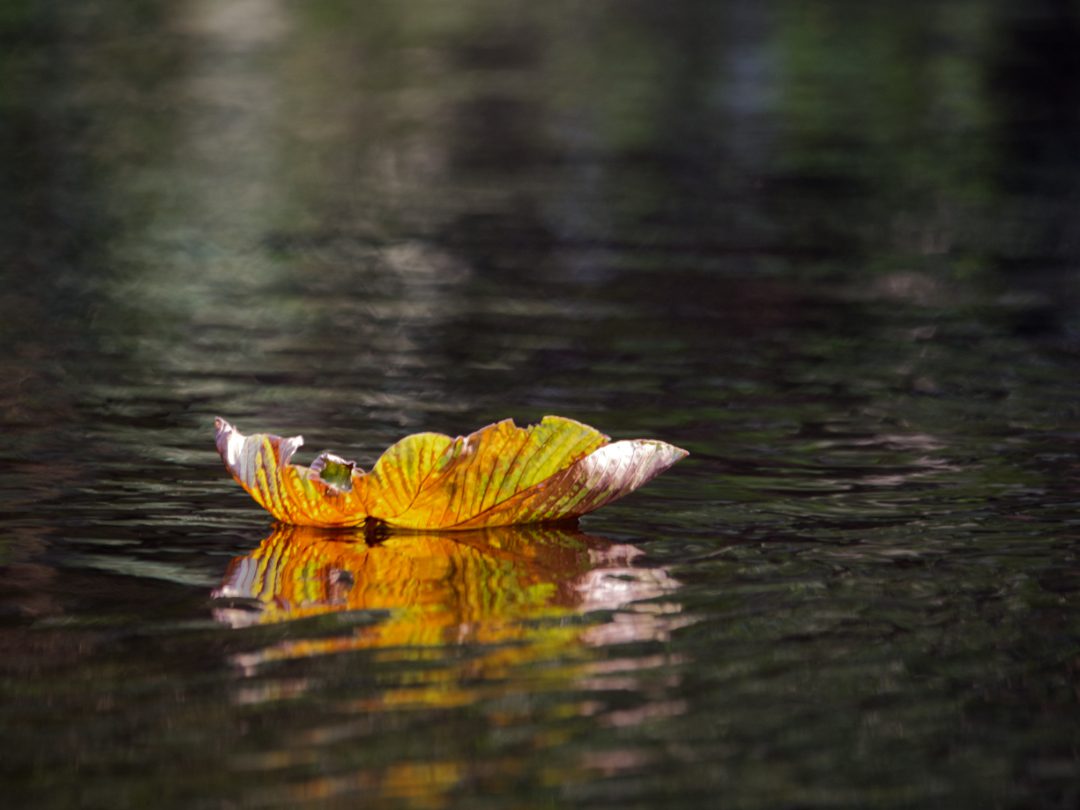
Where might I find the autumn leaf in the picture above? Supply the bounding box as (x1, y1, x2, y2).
(214, 415, 687, 529)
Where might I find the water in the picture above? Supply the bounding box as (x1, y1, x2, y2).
(2, 1, 1080, 807)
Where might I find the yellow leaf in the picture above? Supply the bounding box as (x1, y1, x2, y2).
(214, 416, 687, 529)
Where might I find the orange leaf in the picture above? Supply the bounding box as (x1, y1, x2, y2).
(214, 416, 687, 529)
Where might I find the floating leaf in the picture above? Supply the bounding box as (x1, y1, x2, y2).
(214, 416, 687, 529)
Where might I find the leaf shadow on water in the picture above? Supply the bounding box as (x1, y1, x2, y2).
(211, 522, 690, 692)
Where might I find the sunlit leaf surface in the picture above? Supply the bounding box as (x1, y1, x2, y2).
(215, 417, 687, 528)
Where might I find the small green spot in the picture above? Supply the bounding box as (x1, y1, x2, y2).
(311, 452, 356, 492)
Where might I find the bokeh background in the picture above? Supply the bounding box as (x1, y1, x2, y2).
(2, 1, 1079, 807)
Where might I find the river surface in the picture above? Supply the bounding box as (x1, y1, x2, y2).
(2, 1, 1080, 808)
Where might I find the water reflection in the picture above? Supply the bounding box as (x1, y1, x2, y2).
(213, 523, 685, 674)
(211, 524, 688, 803)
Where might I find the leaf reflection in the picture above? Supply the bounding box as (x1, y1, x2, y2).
(213, 523, 685, 671)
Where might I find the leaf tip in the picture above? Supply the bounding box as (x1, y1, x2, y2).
(213, 415, 230, 444)
(658, 441, 689, 470)
(213, 416, 241, 467)
(213, 417, 305, 471)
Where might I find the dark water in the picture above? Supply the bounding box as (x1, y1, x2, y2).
(3, 1, 1080, 807)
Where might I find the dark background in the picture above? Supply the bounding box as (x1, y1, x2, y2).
(1, 1, 1079, 807)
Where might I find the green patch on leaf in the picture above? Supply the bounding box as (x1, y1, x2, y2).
(311, 452, 356, 492)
